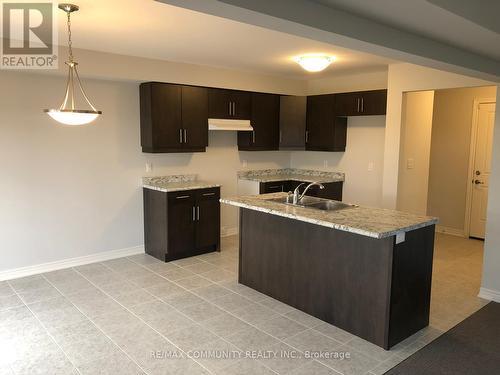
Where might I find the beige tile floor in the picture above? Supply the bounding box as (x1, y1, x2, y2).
(0, 233, 488, 375)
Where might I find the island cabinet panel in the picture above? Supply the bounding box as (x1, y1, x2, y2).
(140, 82, 208, 153)
(238, 208, 435, 349)
(259, 180, 343, 201)
(238, 92, 280, 151)
(334, 89, 387, 116)
(143, 187, 220, 262)
(306, 94, 347, 151)
(279, 96, 307, 149)
(208, 88, 251, 120)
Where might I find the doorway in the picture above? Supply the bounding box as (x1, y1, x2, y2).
(466, 100, 496, 239)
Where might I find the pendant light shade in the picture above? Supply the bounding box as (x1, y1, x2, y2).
(44, 4, 101, 125)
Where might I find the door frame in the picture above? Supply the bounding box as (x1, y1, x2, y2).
(464, 98, 496, 237)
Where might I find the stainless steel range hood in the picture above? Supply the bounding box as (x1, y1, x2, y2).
(208, 118, 253, 131)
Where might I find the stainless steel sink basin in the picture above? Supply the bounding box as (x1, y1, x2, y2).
(305, 200, 355, 211)
(268, 195, 357, 212)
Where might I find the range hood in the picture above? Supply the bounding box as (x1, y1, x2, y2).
(208, 118, 253, 131)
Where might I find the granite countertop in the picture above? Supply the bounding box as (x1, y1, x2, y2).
(237, 168, 345, 183)
(221, 192, 438, 239)
(142, 175, 220, 193)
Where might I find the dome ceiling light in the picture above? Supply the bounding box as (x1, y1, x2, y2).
(294, 55, 335, 72)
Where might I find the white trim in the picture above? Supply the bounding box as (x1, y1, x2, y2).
(221, 227, 238, 237)
(435, 225, 466, 238)
(464, 98, 496, 237)
(478, 287, 500, 302)
(0, 245, 144, 281)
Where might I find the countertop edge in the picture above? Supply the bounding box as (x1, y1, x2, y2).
(221, 198, 438, 239)
(143, 183, 221, 193)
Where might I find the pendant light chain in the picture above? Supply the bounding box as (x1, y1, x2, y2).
(67, 10, 73, 63)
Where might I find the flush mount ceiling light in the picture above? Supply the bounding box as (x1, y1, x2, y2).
(44, 3, 101, 126)
(294, 55, 335, 72)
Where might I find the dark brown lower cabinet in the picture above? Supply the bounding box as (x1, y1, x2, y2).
(239, 208, 435, 349)
(259, 180, 343, 201)
(143, 187, 220, 262)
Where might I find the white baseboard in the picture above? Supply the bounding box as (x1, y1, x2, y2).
(221, 226, 238, 237)
(478, 287, 500, 302)
(436, 225, 466, 238)
(0, 245, 144, 281)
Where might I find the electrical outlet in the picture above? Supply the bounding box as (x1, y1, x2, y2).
(368, 162, 374, 171)
(145, 162, 153, 172)
(242, 160, 248, 168)
(323, 160, 328, 168)
(407, 158, 415, 169)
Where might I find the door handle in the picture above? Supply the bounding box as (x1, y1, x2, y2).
(232, 102, 236, 117)
(176, 195, 190, 199)
(474, 179, 484, 185)
(192, 206, 196, 221)
(196, 206, 200, 221)
(184, 129, 187, 144)
(356, 98, 360, 112)
(179, 129, 183, 143)
(305, 130, 309, 143)
(252, 131, 255, 144)
(279, 130, 282, 143)
(361, 97, 364, 112)
(228, 102, 232, 116)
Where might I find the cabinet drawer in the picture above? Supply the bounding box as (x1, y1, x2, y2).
(259, 181, 288, 194)
(197, 187, 220, 200)
(167, 190, 196, 201)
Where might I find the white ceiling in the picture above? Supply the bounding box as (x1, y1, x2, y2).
(48, 0, 392, 79)
(314, 0, 500, 61)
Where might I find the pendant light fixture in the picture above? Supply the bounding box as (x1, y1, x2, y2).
(44, 3, 101, 125)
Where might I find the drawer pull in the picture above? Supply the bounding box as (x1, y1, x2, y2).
(203, 192, 216, 196)
(175, 195, 190, 199)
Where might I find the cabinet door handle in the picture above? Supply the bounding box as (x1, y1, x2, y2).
(233, 102, 236, 117)
(179, 129, 183, 143)
(176, 195, 190, 199)
(192, 206, 196, 221)
(305, 130, 309, 143)
(252, 131, 255, 144)
(279, 130, 282, 144)
(228, 102, 232, 116)
(361, 97, 364, 112)
(356, 98, 360, 112)
(203, 192, 216, 196)
(184, 129, 187, 144)
(196, 206, 200, 221)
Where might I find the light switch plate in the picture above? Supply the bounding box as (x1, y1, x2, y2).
(368, 162, 374, 171)
(145, 162, 153, 172)
(407, 158, 415, 169)
(242, 160, 248, 168)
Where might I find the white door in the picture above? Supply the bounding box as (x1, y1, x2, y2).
(469, 102, 496, 239)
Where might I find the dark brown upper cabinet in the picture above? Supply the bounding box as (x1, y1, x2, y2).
(306, 94, 347, 152)
(238, 92, 280, 151)
(208, 88, 251, 120)
(140, 82, 208, 153)
(279, 96, 307, 150)
(334, 89, 387, 116)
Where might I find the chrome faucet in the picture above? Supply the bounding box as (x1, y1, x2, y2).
(292, 182, 325, 204)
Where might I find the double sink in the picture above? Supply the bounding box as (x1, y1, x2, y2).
(269, 195, 358, 212)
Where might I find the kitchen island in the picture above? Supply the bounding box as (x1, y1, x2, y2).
(221, 192, 438, 350)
